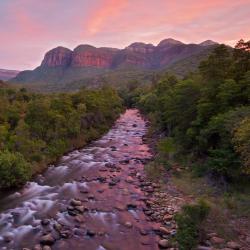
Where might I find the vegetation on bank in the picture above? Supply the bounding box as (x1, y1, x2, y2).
(175, 200, 210, 250)
(129, 39, 250, 181)
(0, 85, 123, 188)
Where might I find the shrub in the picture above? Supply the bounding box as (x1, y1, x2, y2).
(0, 150, 31, 188)
(175, 200, 210, 250)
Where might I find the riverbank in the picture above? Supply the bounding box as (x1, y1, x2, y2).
(142, 119, 250, 249)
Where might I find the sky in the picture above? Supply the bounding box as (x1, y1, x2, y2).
(0, 0, 249, 70)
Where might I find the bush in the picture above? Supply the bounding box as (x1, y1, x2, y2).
(175, 200, 210, 250)
(0, 150, 31, 188)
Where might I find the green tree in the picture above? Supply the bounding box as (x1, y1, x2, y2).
(0, 150, 31, 188)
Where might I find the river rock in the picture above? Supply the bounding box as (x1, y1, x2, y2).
(80, 189, 89, 194)
(74, 215, 85, 223)
(127, 203, 137, 210)
(60, 230, 72, 239)
(53, 223, 62, 232)
(3, 232, 14, 243)
(114, 204, 126, 211)
(210, 236, 225, 245)
(75, 205, 85, 213)
(163, 214, 173, 221)
(70, 199, 82, 207)
(68, 209, 77, 216)
(197, 246, 212, 250)
(86, 229, 96, 237)
(42, 246, 51, 250)
(158, 239, 171, 248)
(33, 245, 42, 250)
(109, 181, 116, 186)
(207, 232, 217, 238)
(139, 228, 149, 236)
(41, 219, 50, 226)
(40, 234, 55, 245)
(226, 241, 241, 249)
(124, 222, 133, 228)
(74, 228, 85, 236)
(158, 226, 171, 235)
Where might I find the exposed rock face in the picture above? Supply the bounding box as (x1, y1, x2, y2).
(71, 45, 117, 68)
(41, 47, 72, 67)
(11, 38, 219, 85)
(39, 38, 217, 70)
(125, 43, 155, 53)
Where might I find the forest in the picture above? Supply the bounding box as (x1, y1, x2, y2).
(125, 40, 250, 182)
(0, 85, 123, 188)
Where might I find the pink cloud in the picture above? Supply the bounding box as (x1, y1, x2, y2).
(85, 0, 128, 35)
(0, 0, 249, 69)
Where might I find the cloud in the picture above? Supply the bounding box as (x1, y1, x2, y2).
(85, 0, 128, 35)
(0, 0, 249, 69)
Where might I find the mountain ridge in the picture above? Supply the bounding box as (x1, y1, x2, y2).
(10, 38, 219, 88)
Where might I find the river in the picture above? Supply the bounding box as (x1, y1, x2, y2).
(0, 109, 161, 250)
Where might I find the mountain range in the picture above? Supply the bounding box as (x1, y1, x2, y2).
(0, 69, 19, 81)
(10, 38, 218, 91)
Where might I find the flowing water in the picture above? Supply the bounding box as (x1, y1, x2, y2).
(0, 109, 161, 250)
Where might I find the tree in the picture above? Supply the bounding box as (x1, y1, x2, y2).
(0, 150, 31, 188)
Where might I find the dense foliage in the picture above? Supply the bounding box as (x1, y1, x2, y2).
(0, 85, 123, 188)
(0, 150, 31, 188)
(175, 200, 210, 250)
(134, 40, 250, 180)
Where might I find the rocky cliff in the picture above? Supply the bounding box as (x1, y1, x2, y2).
(41, 47, 72, 67)
(11, 38, 218, 85)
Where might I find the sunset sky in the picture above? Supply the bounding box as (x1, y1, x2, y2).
(0, 0, 249, 70)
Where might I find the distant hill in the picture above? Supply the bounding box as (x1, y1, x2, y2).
(10, 38, 219, 91)
(0, 69, 19, 81)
